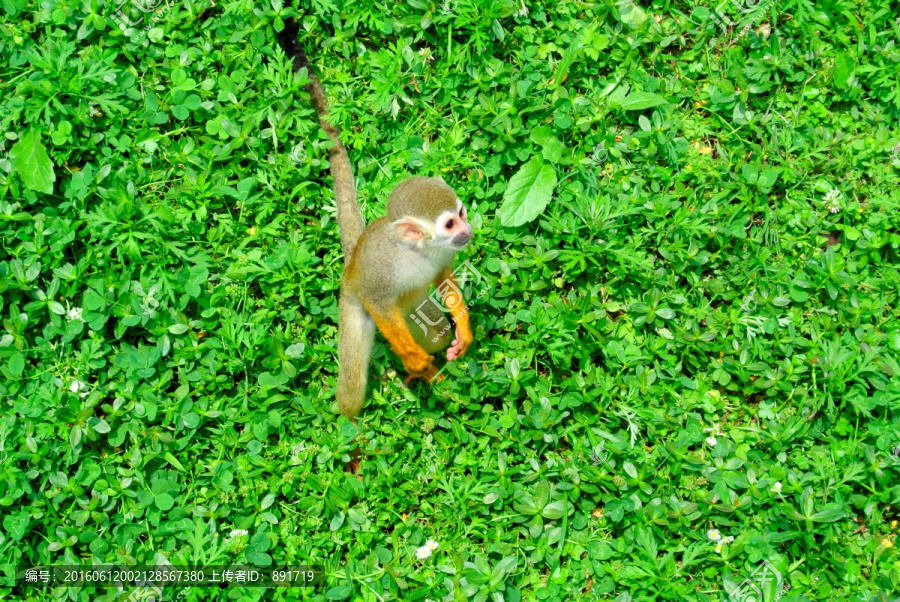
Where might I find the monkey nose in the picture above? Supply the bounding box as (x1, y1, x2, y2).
(453, 231, 470, 246)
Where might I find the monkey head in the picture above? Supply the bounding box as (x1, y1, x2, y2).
(387, 176, 472, 250)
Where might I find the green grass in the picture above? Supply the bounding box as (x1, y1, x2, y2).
(2, 0, 900, 600)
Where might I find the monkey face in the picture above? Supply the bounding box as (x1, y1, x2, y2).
(437, 200, 473, 248)
(388, 178, 472, 252)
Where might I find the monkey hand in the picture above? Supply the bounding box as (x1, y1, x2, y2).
(446, 326, 473, 361)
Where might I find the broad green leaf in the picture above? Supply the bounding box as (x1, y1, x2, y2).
(8, 352, 24, 376)
(340, 421, 359, 438)
(656, 308, 676, 320)
(623, 461, 638, 479)
(542, 501, 566, 519)
(553, 34, 583, 87)
(534, 481, 551, 510)
(617, 0, 648, 28)
(2, 512, 29, 541)
(513, 495, 539, 515)
(589, 541, 613, 560)
(325, 585, 352, 600)
(531, 126, 567, 163)
(164, 452, 186, 471)
(245, 552, 272, 565)
(500, 157, 557, 227)
(2, 0, 27, 16)
(258, 371, 289, 387)
(10, 129, 56, 194)
(618, 92, 667, 111)
(758, 169, 779, 190)
(833, 53, 855, 88)
(88, 417, 111, 433)
(155, 493, 175, 511)
(811, 504, 845, 522)
(330, 511, 346, 531)
(285, 342, 305, 359)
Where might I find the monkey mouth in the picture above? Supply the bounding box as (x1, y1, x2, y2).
(452, 233, 471, 248)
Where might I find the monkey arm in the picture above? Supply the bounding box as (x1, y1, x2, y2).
(362, 301, 440, 382)
(435, 268, 473, 362)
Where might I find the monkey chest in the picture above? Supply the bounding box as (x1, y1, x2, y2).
(392, 255, 442, 293)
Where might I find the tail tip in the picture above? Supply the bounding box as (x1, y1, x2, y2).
(277, 17, 310, 70)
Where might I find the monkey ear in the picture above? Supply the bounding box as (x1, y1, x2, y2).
(392, 217, 426, 241)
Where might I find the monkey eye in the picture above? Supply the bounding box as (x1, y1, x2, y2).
(459, 208, 465, 218)
(445, 219, 455, 229)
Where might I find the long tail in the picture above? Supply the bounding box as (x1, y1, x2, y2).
(277, 18, 365, 264)
(336, 294, 374, 418)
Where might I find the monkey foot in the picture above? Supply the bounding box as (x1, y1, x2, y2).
(403, 370, 444, 386)
(345, 458, 362, 479)
(345, 447, 363, 480)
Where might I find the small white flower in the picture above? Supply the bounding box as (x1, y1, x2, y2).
(425, 539, 439, 551)
(415, 545, 433, 560)
(707, 528, 722, 541)
(65, 302, 83, 322)
(721, 535, 735, 544)
(69, 380, 85, 393)
(771, 481, 782, 493)
(715, 542, 724, 554)
(823, 188, 842, 213)
(514, 0, 528, 17)
(706, 436, 718, 447)
(418, 47, 434, 62)
(228, 529, 248, 539)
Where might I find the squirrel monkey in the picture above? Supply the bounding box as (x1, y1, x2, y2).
(277, 21, 475, 419)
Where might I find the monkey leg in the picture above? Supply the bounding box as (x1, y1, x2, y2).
(363, 302, 440, 382)
(337, 293, 375, 418)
